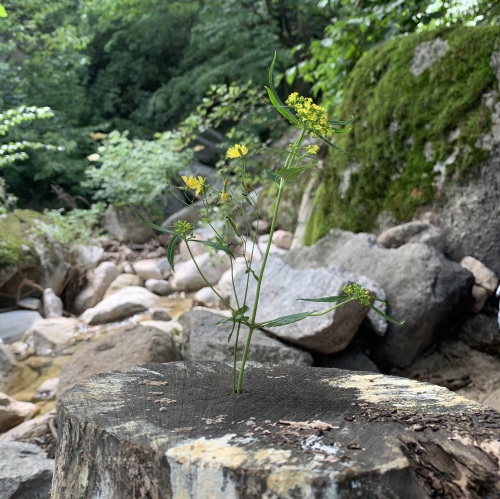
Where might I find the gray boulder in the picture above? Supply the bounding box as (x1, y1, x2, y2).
(377, 221, 445, 251)
(179, 308, 313, 365)
(103, 204, 154, 243)
(0, 311, 42, 344)
(58, 323, 182, 398)
(231, 256, 381, 354)
(22, 317, 79, 356)
(80, 286, 158, 325)
(74, 261, 120, 314)
(131, 258, 170, 281)
(458, 314, 500, 355)
(104, 273, 144, 299)
(0, 441, 53, 499)
(285, 229, 473, 367)
(172, 252, 231, 292)
(145, 278, 174, 296)
(42, 288, 63, 318)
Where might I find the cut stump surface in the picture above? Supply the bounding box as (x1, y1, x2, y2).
(53, 361, 500, 498)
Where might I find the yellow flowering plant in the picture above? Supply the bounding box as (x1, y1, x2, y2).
(134, 52, 403, 394)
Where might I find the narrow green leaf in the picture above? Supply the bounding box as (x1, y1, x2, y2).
(128, 205, 175, 234)
(266, 52, 301, 127)
(191, 239, 235, 259)
(332, 127, 352, 135)
(258, 311, 316, 328)
(299, 295, 347, 303)
(317, 134, 347, 153)
(214, 317, 234, 326)
(329, 116, 355, 126)
(226, 216, 241, 237)
(264, 169, 281, 186)
(167, 234, 182, 271)
(369, 305, 405, 325)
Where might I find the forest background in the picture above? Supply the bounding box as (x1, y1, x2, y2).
(0, 0, 498, 231)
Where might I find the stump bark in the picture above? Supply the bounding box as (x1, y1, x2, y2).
(53, 361, 500, 498)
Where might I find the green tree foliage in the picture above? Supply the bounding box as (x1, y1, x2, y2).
(82, 130, 193, 212)
(295, 0, 500, 107)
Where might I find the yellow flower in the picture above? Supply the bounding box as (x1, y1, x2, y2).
(182, 175, 206, 196)
(305, 144, 319, 155)
(226, 144, 248, 159)
(285, 93, 332, 138)
(219, 192, 230, 203)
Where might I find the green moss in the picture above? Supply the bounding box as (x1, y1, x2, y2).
(0, 209, 47, 269)
(305, 25, 499, 245)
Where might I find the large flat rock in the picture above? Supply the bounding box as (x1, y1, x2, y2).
(53, 361, 500, 498)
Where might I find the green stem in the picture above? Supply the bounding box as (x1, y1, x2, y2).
(235, 129, 306, 394)
(185, 241, 235, 313)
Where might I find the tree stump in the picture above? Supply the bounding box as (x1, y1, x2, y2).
(53, 361, 500, 498)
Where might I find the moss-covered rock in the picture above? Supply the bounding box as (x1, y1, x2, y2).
(0, 210, 66, 307)
(305, 26, 500, 248)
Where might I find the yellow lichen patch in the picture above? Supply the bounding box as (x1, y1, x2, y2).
(325, 374, 482, 410)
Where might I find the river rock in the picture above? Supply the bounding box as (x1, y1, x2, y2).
(472, 284, 488, 313)
(285, 230, 473, 367)
(0, 410, 55, 444)
(460, 256, 498, 295)
(0, 340, 16, 385)
(0, 393, 37, 432)
(80, 286, 159, 325)
(0, 310, 42, 344)
(232, 256, 380, 354)
(315, 341, 380, 373)
(130, 258, 170, 281)
(179, 308, 313, 365)
(215, 257, 248, 301)
(57, 324, 182, 398)
(33, 377, 59, 401)
(23, 317, 79, 356)
(458, 314, 500, 355)
(74, 261, 120, 314)
(53, 361, 500, 498)
(171, 252, 231, 292)
(145, 279, 174, 296)
(150, 308, 172, 321)
(0, 441, 54, 499)
(17, 297, 41, 311)
(272, 229, 294, 249)
(103, 204, 154, 243)
(42, 288, 63, 318)
(194, 287, 223, 308)
(74, 244, 104, 269)
(103, 273, 144, 298)
(377, 221, 445, 251)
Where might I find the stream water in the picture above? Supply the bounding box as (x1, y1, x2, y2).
(3, 293, 194, 417)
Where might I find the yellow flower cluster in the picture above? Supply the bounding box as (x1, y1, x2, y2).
(182, 175, 206, 196)
(305, 144, 319, 155)
(226, 144, 248, 159)
(286, 92, 332, 138)
(344, 283, 373, 306)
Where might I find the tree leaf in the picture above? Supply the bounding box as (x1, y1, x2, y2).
(264, 169, 281, 186)
(258, 311, 316, 328)
(0, 5, 7, 17)
(369, 305, 405, 325)
(128, 204, 175, 234)
(167, 233, 182, 271)
(298, 295, 347, 303)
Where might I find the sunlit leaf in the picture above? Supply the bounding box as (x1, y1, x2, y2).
(0, 5, 7, 17)
(274, 165, 312, 183)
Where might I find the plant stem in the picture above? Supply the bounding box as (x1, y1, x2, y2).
(235, 130, 306, 393)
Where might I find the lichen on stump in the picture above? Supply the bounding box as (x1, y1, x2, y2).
(53, 362, 500, 498)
